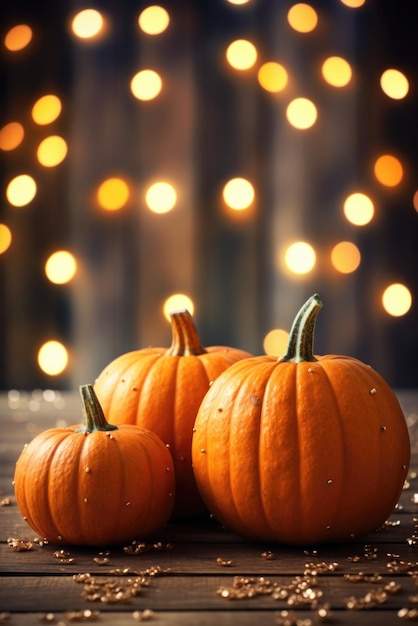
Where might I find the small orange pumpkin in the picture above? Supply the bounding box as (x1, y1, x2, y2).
(14, 385, 175, 546)
(94, 309, 252, 518)
(192, 294, 410, 545)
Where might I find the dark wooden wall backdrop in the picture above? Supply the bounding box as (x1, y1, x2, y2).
(1, 0, 417, 391)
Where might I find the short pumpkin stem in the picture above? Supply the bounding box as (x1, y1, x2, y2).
(77, 384, 118, 433)
(280, 294, 322, 363)
(165, 309, 208, 357)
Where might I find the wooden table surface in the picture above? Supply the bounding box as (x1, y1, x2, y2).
(2, 389, 418, 626)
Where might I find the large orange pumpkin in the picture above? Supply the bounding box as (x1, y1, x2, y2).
(94, 309, 252, 517)
(192, 294, 410, 545)
(14, 385, 175, 546)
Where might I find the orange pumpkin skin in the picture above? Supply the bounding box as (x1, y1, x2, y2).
(14, 386, 175, 547)
(94, 310, 252, 518)
(192, 295, 410, 545)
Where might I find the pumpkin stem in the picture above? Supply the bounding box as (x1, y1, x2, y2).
(279, 294, 322, 363)
(165, 309, 208, 356)
(77, 384, 118, 433)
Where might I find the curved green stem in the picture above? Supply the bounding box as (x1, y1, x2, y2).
(279, 294, 322, 363)
(165, 309, 208, 356)
(76, 384, 118, 433)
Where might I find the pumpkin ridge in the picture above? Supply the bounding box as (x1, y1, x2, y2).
(173, 354, 209, 460)
(294, 363, 304, 537)
(201, 366, 247, 530)
(46, 433, 77, 543)
(107, 356, 150, 424)
(107, 430, 126, 541)
(228, 364, 275, 538)
(137, 355, 178, 447)
(16, 433, 60, 539)
(308, 362, 348, 538)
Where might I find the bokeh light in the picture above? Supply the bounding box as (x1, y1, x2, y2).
(382, 283, 412, 317)
(71, 9, 105, 39)
(163, 294, 195, 321)
(97, 177, 130, 211)
(226, 0, 252, 4)
(287, 4, 318, 33)
(413, 190, 418, 213)
(339, 0, 366, 6)
(286, 98, 317, 129)
(4, 24, 32, 51)
(6, 174, 37, 207)
(145, 182, 177, 214)
(321, 56, 352, 87)
(37, 340, 69, 376)
(343, 192, 374, 226)
(226, 39, 257, 70)
(222, 178, 254, 211)
(36, 136, 68, 167)
(32, 95, 62, 125)
(138, 6, 170, 35)
(257, 62, 288, 93)
(0, 224, 12, 254)
(263, 328, 289, 357)
(374, 154, 403, 187)
(283, 241, 316, 275)
(130, 69, 162, 101)
(0, 122, 24, 151)
(331, 241, 361, 273)
(45, 251, 77, 285)
(380, 69, 409, 99)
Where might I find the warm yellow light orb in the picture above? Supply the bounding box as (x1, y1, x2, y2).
(263, 328, 289, 357)
(287, 3, 318, 33)
(382, 283, 412, 317)
(37, 136, 68, 167)
(97, 177, 130, 211)
(71, 9, 104, 39)
(145, 182, 177, 214)
(37, 341, 69, 376)
(4, 24, 33, 51)
(45, 251, 77, 285)
(339, 0, 366, 7)
(163, 294, 195, 321)
(380, 69, 409, 99)
(286, 98, 317, 129)
(222, 178, 254, 211)
(32, 95, 62, 125)
(257, 62, 288, 93)
(6, 175, 37, 207)
(138, 6, 170, 35)
(374, 154, 403, 187)
(343, 192, 374, 226)
(130, 70, 162, 101)
(331, 241, 361, 273)
(0, 224, 12, 254)
(321, 56, 352, 87)
(226, 39, 257, 70)
(284, 241, 316, 275)
(0, 122, 24, 151)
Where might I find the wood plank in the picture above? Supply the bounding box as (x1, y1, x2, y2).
(0, 610, 411, 626)
(0, 574, 416, 612)
(2, 537, 418, 576)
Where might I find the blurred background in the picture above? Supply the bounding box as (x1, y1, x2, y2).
(1, 0, 417, 392)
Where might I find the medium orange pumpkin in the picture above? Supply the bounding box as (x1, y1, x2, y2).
(14, 385, 175, 546)
(94, 309, 252, 517)
(192, 294, 410, 545)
